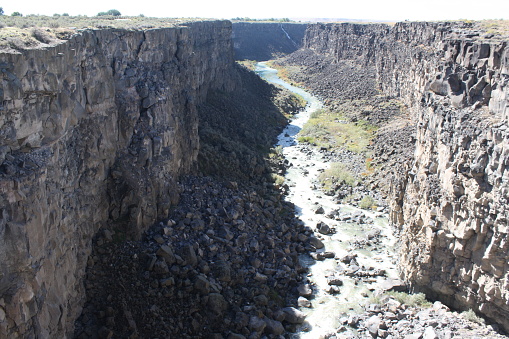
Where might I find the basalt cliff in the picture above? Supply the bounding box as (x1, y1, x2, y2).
(1, 18, 508, 338)
(276, 21, 509, 331)
(232, 22, 307, 61)
(0, 20, 279, 338)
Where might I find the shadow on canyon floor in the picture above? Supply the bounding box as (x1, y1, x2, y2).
(74, 64, 315, 338)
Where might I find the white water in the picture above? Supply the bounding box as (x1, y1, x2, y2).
(255, 62, 399, 338)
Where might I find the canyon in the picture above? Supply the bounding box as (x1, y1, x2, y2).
(0, 18, 507, 338)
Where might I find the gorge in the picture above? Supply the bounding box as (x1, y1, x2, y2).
(0, 18, 508, 338)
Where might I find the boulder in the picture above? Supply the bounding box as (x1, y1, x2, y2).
(194, 275, 210, 295)
(298, 297, 312, 308)
(365, 315, 381, 338)
(314, 206, 325, 214)
(264, 318, 285, 335)
(281, 307, 306, 324)
(249, 316, 266, 333)
(207, 293, 228, 315)
(327, 276, 343, 286)
(317, 222, 331, 235)
(309, 237, 324, 249)
(156, 245, 176, 265)
(297, 283, 313, 297)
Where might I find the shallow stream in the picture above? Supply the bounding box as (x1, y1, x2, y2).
(255, 62, 400, 338)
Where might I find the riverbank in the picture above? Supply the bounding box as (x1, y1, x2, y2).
(257, 62, 399, 338)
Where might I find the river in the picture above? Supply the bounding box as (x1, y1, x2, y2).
(255, 62, 400, 338)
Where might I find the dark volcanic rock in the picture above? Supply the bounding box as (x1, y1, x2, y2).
(232, 22, 308, 61)
(74, 176, 311, 338)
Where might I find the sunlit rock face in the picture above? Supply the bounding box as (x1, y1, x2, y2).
(0, 21, 235, 338)
(301, 21, 509, 331)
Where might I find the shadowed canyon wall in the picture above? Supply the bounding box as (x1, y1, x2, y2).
(301, 22, 509, 330)
(0, 21, 236, 338)
(232, 22, 307, 61)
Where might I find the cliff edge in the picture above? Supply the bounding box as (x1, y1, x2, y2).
(0, 21, 235, 338)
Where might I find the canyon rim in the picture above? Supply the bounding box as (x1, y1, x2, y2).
(0, 17, 508, 338)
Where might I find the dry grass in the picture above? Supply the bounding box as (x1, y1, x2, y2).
(478, 20, 509, 38)
(298, 107, 377, 154)
(237, 60, 257, 71)
(318, 162, 358, 191)
(0, 15, 202, 51)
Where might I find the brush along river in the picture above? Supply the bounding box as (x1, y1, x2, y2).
(255, 62, 401, 337)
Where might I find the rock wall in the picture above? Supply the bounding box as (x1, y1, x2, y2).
(232, 22, 308, 61)
(302, 22, 509, 330)
(0, 20, 235, 338)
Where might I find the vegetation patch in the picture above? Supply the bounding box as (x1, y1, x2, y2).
(30, 27, 54, 44)
(266, 61, 305, 87)
(270, 173, 285, 187)
(385, 291, 432, 308)
(358, 195, 376, 210)
(298, 107, 376, 154)
(318, 162, 357, 191)
(461, 309, 485, 324)
(296, 135, 316, 145)
(478, 19, 509, 38)
(236, 60, 258, 71)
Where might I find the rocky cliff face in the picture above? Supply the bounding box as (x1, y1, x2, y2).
(0, 21, 235, 338)
(232, 22, 307, 61)
(302, 22, 509, 330)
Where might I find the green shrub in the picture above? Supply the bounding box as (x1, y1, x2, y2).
(297, 136, 315, 144)
(461, 309, 485, 324)
(359, 196, 375, 209)
(98, 9, 121, 16)
(270, 173, 285, 186)
(310, 108, 325, 119)
(273, 145, 283, 155)
(386, 292, 431, 307)
(319, 163, 357, 191)
(297, 107, 374, 153)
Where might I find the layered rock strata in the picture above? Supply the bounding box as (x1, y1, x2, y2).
(292, 22, 509, 331)
(0, 21, 235, 338)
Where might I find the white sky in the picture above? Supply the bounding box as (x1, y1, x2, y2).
(1, 0, 508, 21)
